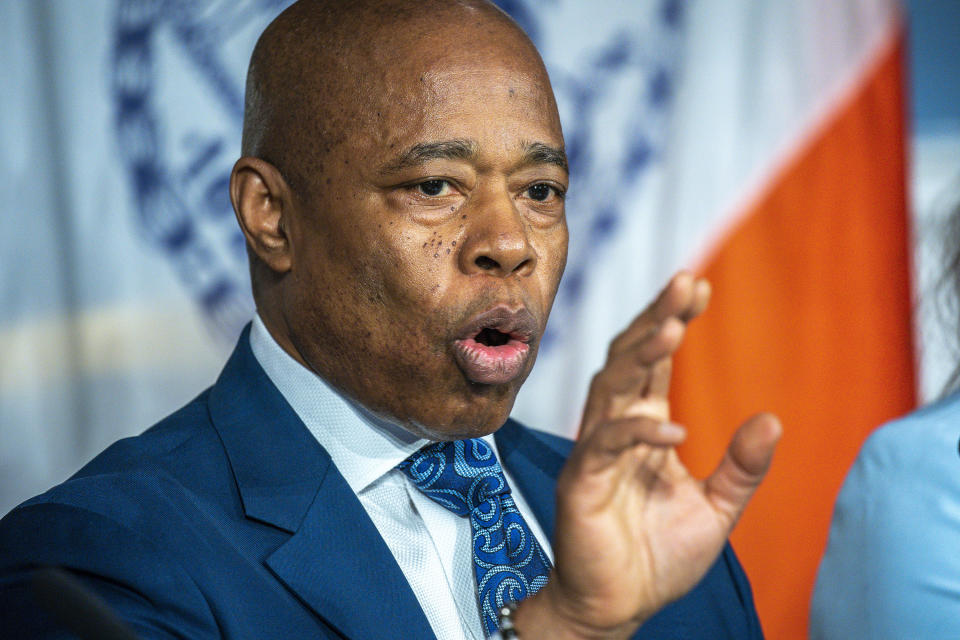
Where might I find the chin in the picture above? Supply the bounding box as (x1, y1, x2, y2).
(404, 384, 519, 441)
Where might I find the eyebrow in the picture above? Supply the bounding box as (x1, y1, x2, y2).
(520, 142, 568, 173)
(381, 139, 478, 173)
(379, 139, 568, 174)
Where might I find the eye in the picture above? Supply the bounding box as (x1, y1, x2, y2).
(414, 179, 454, 197)
(525, 183, 563, 202)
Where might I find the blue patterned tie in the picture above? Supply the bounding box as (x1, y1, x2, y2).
(398, 438, 552, 635)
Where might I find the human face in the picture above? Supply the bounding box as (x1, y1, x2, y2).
(280, 39, 568, 440)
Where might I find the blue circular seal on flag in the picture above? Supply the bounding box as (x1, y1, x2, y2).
(111, 0, 292, 341)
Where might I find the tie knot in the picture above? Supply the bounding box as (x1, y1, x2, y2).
(399, 439, 510, 516)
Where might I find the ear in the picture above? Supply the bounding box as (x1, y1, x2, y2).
(230, 156, 294, 274)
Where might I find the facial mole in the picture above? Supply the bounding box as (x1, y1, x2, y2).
(508, 87, 516, 97)
(451, 240, 456, 246)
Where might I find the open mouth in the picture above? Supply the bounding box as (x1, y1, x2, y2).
(475, 327, 513, 347)
(452, 307, 537, 385)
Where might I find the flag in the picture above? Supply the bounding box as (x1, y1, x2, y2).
(669, 3, 915, 637)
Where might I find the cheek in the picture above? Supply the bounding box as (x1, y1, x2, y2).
(375, 227, 459, 308)
(533, 225, 569, 292)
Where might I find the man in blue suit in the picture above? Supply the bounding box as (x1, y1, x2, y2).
(0, 1, 781, 638)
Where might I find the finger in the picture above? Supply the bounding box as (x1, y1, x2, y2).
(604, 318, 684, 390)
(581, 393, 672, 439)
(679, 278, 711, 322)
(608, 273, 696, 358)
(704, 413, 782, 526)
(645, 357, 673, 404)
(580, 363, 647, 436)
(608, 273, 706, 359)
(577, 417, 687, 473)
(581, 318, 686, 433)
(579, 321, 682, 438)
(585, 355, 672, 430)
(651, 272, 696, 323)
(633, 445, 678, 493)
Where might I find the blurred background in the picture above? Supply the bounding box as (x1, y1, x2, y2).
(1, 0, 958, 637)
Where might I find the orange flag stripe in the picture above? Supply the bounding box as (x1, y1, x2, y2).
(671, 30, 916, 640)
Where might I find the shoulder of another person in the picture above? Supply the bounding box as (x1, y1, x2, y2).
(855, 391, 960, 481)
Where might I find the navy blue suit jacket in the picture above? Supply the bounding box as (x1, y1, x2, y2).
(0, 328, 763, 638)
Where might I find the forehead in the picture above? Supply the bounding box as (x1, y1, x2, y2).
(359, 56, 564, 163)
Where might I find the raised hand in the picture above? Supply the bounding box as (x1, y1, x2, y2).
(514, 273, 781, 640)
(580, 270, 710, 430)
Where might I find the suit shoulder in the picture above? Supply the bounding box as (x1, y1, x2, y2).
(83, 388, 214, 469)
(502, 418, 575, 458)
(0, 390, 234, 630)
(16, 388, 228, 522)
(0, 500, 218, 637)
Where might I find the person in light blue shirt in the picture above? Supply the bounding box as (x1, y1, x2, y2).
(810, 393, 960, 638)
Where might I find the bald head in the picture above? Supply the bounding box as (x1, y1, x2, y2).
(242, 0, 549, 199)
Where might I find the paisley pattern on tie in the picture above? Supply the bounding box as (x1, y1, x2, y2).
(399, 439, 552, 635)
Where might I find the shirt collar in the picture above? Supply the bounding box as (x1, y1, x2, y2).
(248, 315, 499, 494)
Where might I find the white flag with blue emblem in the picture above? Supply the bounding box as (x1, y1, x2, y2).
(0, 4, 918, 639)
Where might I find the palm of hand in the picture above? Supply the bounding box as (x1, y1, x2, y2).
(554, 443, 733, 631)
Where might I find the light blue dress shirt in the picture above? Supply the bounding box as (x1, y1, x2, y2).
(810, 392, 960, 638)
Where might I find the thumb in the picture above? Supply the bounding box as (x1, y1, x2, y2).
(704, 413, 782, 526)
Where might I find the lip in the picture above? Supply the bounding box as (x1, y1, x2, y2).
(452, 306, 538, 385)
(454, 306, 538, 342)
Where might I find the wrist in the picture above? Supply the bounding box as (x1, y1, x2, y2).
(511, 583, 638, 640)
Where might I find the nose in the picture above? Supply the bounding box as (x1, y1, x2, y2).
(458, 191, 536, 278)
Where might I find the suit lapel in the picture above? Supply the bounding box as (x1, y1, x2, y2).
(494, 419, 571, 543)
(265, 466, 436, 640)
(209, 327, 435, 639)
